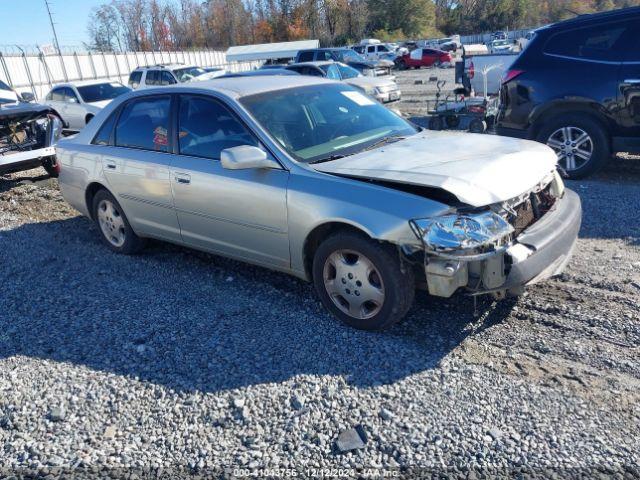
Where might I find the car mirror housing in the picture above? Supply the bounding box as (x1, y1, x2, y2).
(20, 92, 35, 102)
(220, 145, 280, 170)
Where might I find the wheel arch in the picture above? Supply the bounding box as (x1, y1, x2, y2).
(529, 101, 612, 140)
(302, 221, 376, 281)
(85, 181, 109, 220)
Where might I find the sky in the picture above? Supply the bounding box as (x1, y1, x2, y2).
(0, 0, 104, 48)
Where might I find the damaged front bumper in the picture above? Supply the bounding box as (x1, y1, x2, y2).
(411, 188, 581, 298)
(0, 104, 63, 175)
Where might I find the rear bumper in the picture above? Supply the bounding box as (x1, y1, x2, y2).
(504, 188, 581, 290)
(376, 91, 401, 103)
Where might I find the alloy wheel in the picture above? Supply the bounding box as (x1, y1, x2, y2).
(546, 126, 593, 172)
(323, 249, 385, 320)
(97, 199, 126, 248)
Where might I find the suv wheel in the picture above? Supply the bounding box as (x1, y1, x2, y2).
(92, 189, 146, 254)
(536, 113, 610, 178)
(312, 232, 415, 331)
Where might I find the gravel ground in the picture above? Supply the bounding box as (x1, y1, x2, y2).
(1, 71, 639, 478)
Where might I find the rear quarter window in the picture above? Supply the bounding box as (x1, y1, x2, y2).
(544, 21, 632, 62)
(92, 111, 118, 146)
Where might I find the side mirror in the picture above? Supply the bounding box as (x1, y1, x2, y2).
(221, 145, 280, 170)
(20, 92, 35, 102)
(68, 97, 78, 104)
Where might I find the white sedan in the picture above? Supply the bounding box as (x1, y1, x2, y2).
(43, 80, 131, 131)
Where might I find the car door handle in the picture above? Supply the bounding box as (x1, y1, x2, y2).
(174, 173, 191, 184)
(105, 162, 116, 170)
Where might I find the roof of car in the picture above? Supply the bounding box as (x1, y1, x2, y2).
(288, 61, 335, 68)
(547, 6, 640, 29)
(133, 64, 196, 71)
(218, 69, 298, 78)
(51, 79, 125, 89)
(174, 75, 332, 97)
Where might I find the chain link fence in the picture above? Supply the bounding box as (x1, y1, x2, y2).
(0, 46, 261, 100)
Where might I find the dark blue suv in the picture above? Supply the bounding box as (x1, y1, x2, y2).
(497, 7, 640, 178)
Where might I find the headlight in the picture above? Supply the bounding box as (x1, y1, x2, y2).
(410, 211, 514, 253)
(362, 68, 375, 77)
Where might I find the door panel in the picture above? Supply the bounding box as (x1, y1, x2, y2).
(617, 24, 640, 139)
(171, 157, 290, 267)
(169, 94, 290, 268)
(104, 94, 181, 241)
(101, 147, 181, 241)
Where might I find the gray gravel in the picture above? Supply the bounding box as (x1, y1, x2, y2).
(1, 74, 639, 476)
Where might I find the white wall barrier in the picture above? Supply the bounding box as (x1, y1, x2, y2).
(0, 47, 261, 100)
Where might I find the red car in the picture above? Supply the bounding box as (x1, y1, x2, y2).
(395, 48, 452, 69)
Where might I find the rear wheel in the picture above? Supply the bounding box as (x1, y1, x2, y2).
(312, 232, 414, 331)
(536, 113, 610, 178)
(428, 116, 444, 131)
(92, 189, 146, 254)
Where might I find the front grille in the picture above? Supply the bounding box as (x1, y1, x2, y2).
(509, 184, 557, 237)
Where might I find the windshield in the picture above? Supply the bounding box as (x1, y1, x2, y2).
(241, 84, 417, 163)
(173, 67, 206, 82)
(320, 64, 341, 80)
(493, 40, 509, 47)
(77, 82, 130, 103)
(336, 63, 361, 79)
(336, 50, 365, 63)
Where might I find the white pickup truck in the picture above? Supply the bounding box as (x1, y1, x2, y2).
(455, 48, 519, 96)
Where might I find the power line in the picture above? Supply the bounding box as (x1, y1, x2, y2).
(43, 0, 62, 54)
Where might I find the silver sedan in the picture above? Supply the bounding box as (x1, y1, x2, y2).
(57, 76, 581, 330)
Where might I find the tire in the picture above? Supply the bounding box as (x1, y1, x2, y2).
(535, 113, 610, 179)
(469, 118, 487, 133)
(428, 116, 444, 131)
(445, 115, 461, 129)
(92, 189, 146, 254)
(395, 59, 407, 70)
(42, 156, 59, 177)
(312, 231, 415, 331)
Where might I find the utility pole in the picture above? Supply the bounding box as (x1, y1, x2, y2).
(44, 0, 62, 54)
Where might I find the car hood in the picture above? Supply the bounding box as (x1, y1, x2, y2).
(311, 131, 558, 207)
(87, 99, 112, 109)
(345, 77, 396, 89)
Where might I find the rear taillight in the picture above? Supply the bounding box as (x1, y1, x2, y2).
(468, 61, 475, 79)
(502, 69, 525, 85)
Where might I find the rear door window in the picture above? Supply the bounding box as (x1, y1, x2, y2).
(61, 87, 79, 103)
(115, 95, 171, 152)
(159, 71, 177, 85)
(177, 95, 258, 160)
(145, 70, 160, 86)
(544, 21, 632, 62)
(298, 51, 314, 62)
(49, 88, 65, 102)
(128, 71, 142, 88)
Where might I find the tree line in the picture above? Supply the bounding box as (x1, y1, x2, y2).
(87, 0, 640, 51)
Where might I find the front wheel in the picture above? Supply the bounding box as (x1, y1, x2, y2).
(536, 113, 610, 178)
(312, 232, 415, 331)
